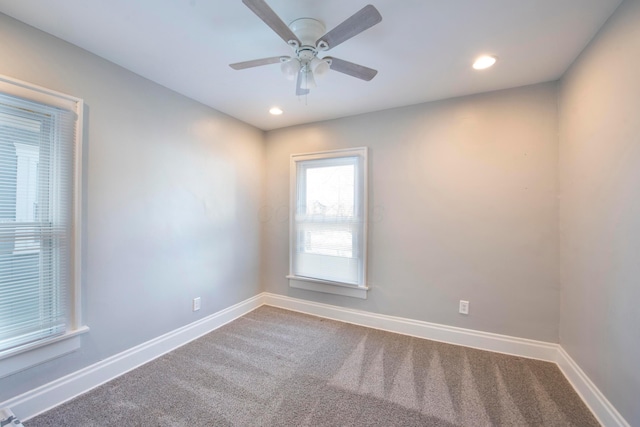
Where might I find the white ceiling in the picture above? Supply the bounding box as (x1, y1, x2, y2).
(0, 0, 622, 130)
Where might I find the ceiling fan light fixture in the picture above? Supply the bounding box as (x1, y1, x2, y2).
(311, 57, 330, 79)
(473, 55, 497, 70)
(281, 58, 301, 81)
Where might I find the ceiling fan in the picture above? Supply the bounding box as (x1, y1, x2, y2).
(229, 0, 382, 96)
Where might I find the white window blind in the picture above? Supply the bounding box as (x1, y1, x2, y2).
(290, 148, 367, 288)
(0, 87, 77, 354)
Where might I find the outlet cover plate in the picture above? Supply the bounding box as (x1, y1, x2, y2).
(459, 300, 469, 315)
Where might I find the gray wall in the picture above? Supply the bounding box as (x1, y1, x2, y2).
(558, 0, 640, 424)
(0, 14, 264, 401)
(263, 83, 560, 342)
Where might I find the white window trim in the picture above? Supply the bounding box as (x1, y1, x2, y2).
(287, 275, 369, 299)
(0, 74, 88, 377)
(288, 147, 369, 299)
(0, 327, 89, 378)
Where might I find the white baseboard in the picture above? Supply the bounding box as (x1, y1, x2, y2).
(556, 347, 630, 427)
(2, 292, 629, 427)
(263, 293, 559, 362)
(1, 294, 263, 422)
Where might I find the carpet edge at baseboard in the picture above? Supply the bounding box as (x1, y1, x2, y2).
(1, 294, 264, 422)
(1, 292, 628, 427)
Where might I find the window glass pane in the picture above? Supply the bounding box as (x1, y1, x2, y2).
(302, 223, 353, 257)
(305, 164, 355, 217)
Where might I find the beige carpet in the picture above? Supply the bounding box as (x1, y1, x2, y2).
(26, 306, 599, 426)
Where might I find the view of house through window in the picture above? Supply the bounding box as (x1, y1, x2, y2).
(304, 162, 355, 258)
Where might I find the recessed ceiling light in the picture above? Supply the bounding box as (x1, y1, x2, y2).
(473, 55, 497, 70)
(269, 107, 283, 115)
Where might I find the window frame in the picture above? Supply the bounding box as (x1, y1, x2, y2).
(288, 147, 369, 299)
(0, 74, 88, 378)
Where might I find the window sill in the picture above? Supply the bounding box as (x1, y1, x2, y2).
(287, 275, 369, 299)
(0, 326, 89, 379)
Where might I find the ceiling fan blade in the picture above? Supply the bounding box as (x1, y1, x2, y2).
(229, 56, 288, 70)
(296, 71, 310, 96)
(242, 0, 301, 46)
(316, 5, 382, 50)
(326, 57, 378, 81)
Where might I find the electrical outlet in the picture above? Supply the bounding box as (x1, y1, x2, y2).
(459, 300, 469, 315)
(192, 297, 201, 312)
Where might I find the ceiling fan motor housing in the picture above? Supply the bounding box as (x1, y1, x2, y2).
(289, 17, 327, 62)
(289, 18, 325, 47)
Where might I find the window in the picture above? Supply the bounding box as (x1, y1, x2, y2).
(288, 148, 368, 299)
(0, 75, 86, 376)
